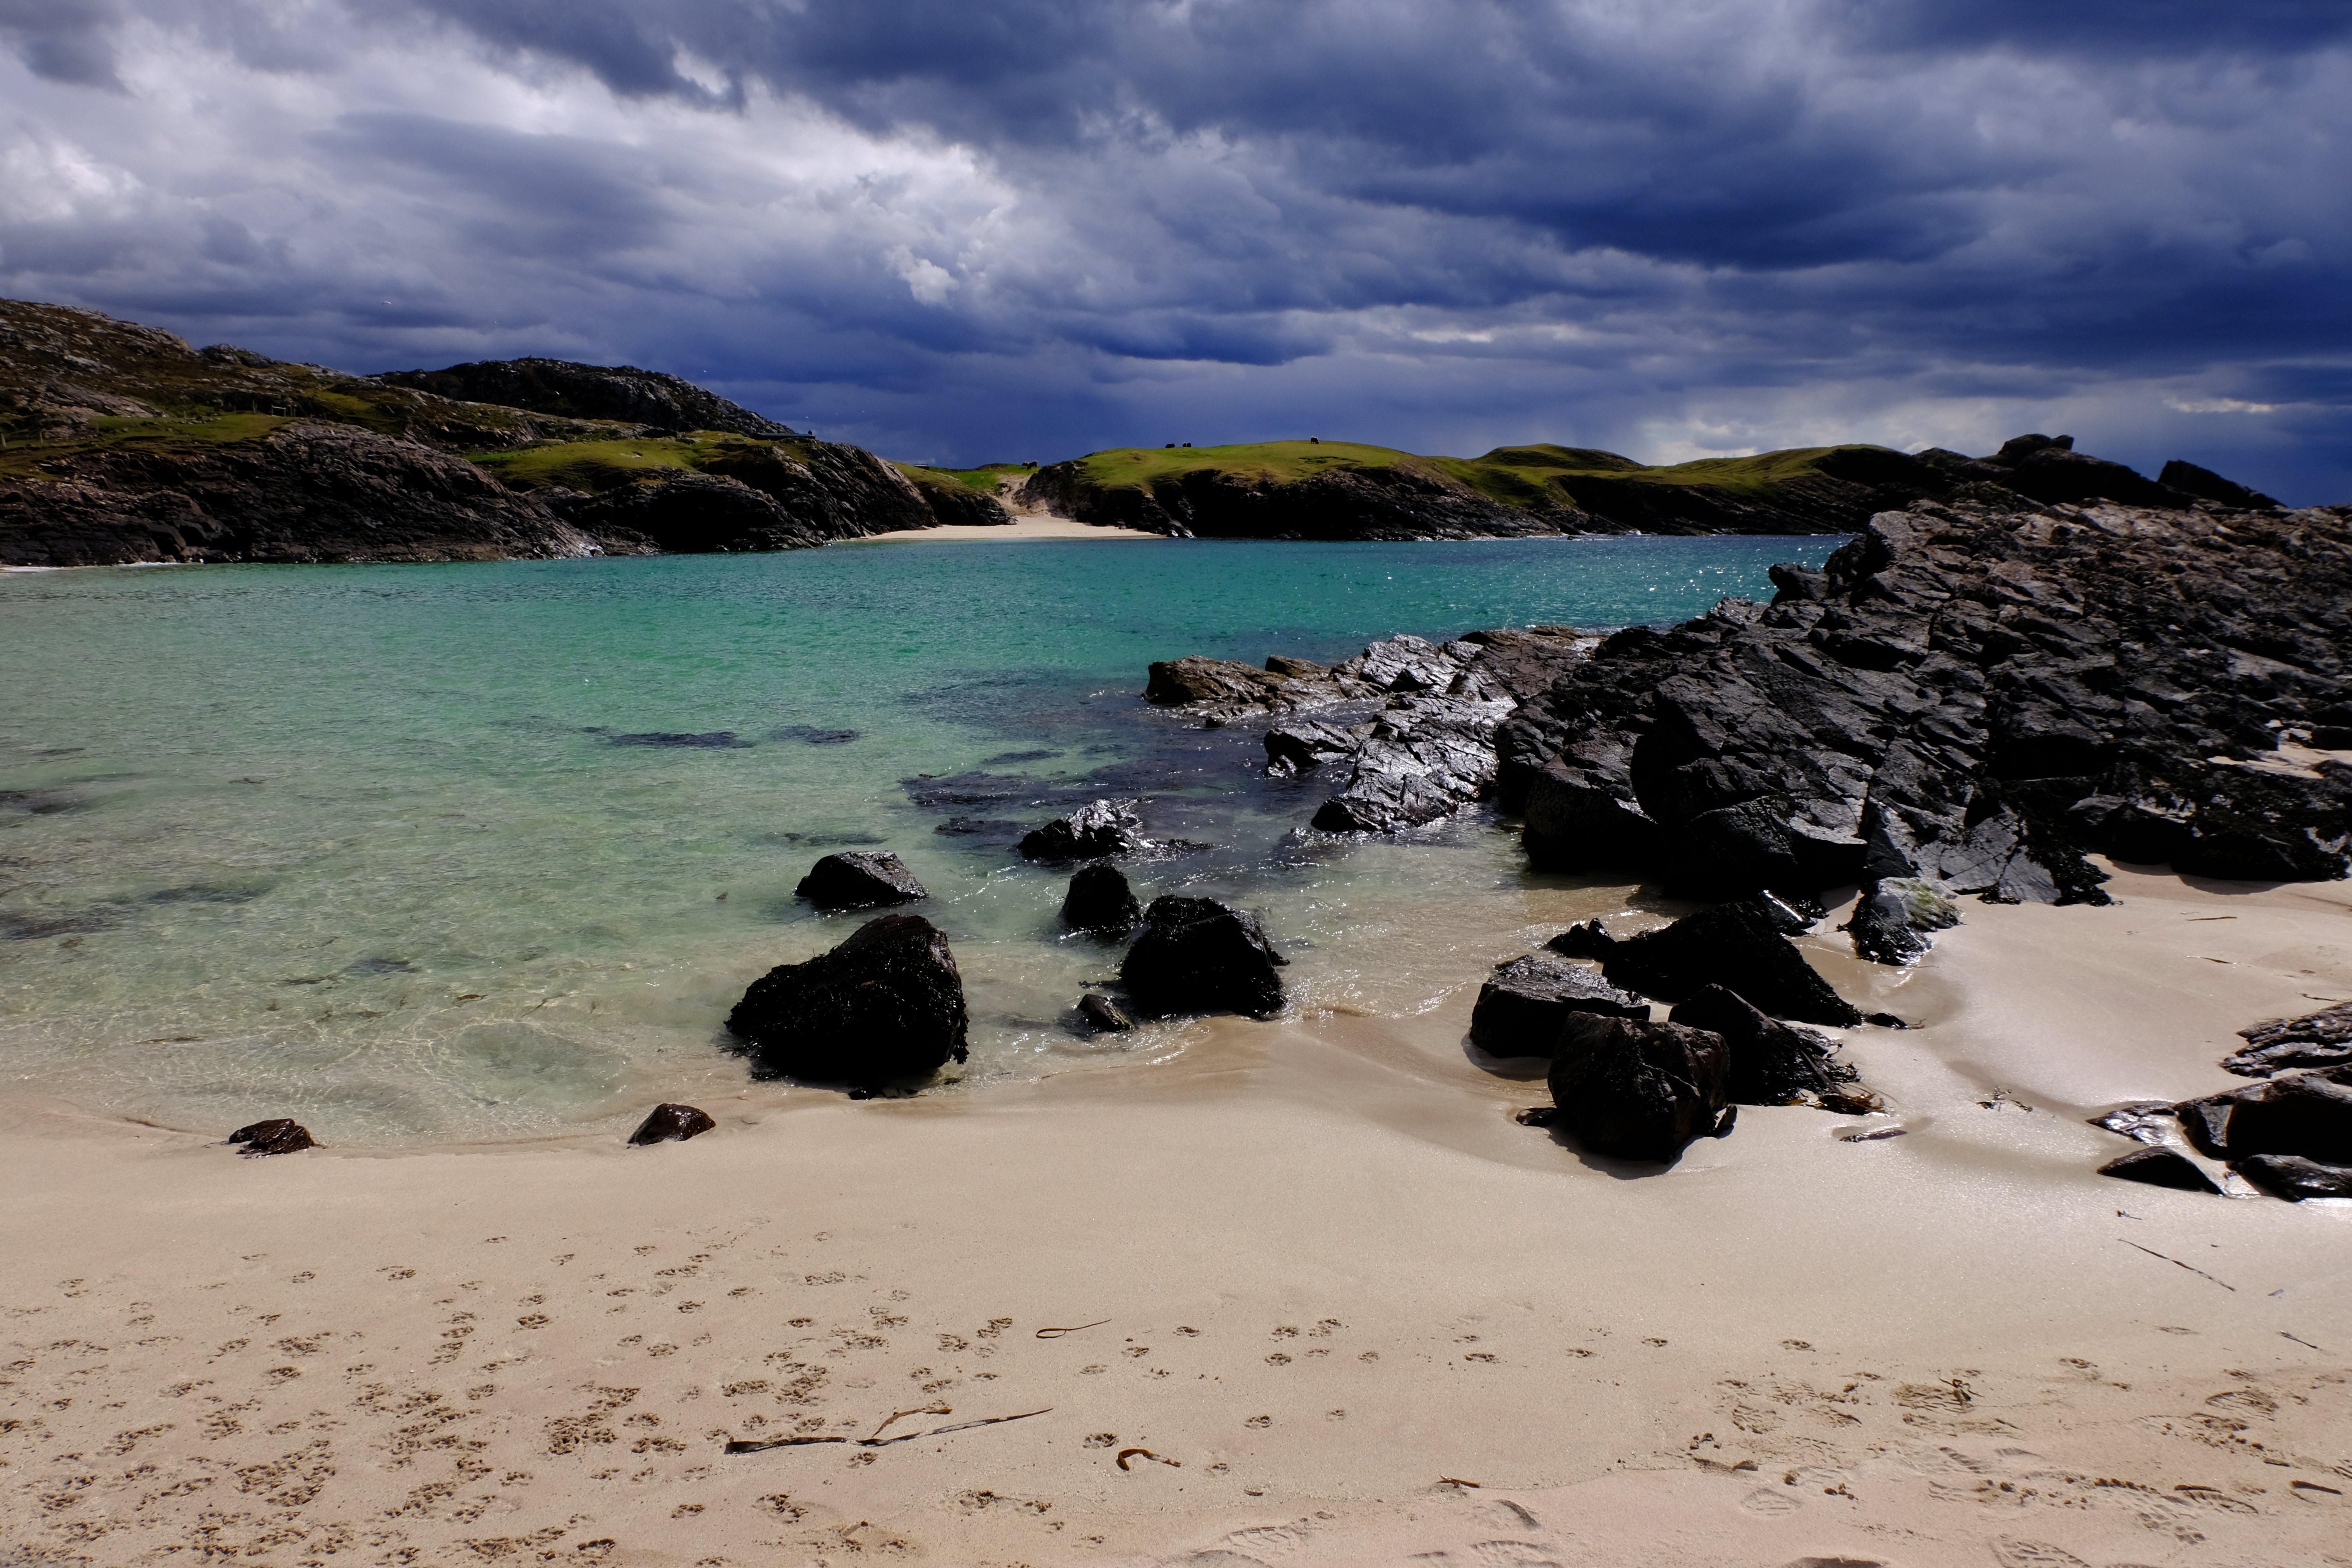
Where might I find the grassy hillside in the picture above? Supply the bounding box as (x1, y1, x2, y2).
(1058, 439, 1914, 513)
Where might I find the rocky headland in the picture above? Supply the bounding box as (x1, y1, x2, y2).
(0, 298, 1005, 566)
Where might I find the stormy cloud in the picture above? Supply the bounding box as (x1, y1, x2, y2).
(4, 0, 2346, 499)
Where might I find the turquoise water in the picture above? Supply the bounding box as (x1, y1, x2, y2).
(0, 535, 1840, 1142)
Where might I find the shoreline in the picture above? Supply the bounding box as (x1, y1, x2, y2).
(6, 860, 2348, 1564)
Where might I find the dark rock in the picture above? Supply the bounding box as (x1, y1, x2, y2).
(1019, 799, 1147, 862)
(1842, 877, 1959, 966)
(772, 725, 860, 744)
(628, 1103, 716, 1145)
(1062, 863, 1142, 934)
(1514, 1104, 1560, 1127)
(1264, 654, 1326, 677)
(1863, 1012, 1910, 1029)
(606, 730, 750, 748)
(548, 470, 824, 553)
(1078, 993, 1134, 1032)
(1546, 1014, 1732, 1162)
(2223, 1000, 2352, 1077)
(1545, 920, 1617, 959)
(1753, 891, 1824, 935)
(2177, 1070, 2352, 1162)
(2096, 1146, 2221, 1193)
(1468, 953, 1646, 1056)
(796, 851, 927, 910)
(1119, 896, 1287, 1019)
(1600, 900, 1864, 1026)
(1667, 985, 1868, 1107)
(1494, 471, 2352, 909)
(376, 355, 796, 437)
(228, 1118, 316, 1156)
(1145, 656, 1290, 708)
(2157, 459, 2280, 511)
(2233, 1153, 2352, 1200)
(726, 914, 970, 1088)
(1310, 693, 1515, 832)
(1264, 717, 1362, 776)
(2088, 1102, 2180, 1145)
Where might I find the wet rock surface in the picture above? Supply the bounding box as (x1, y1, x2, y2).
(1546, 1014, 1732, 1162)
(1077, 993, 1134, 1033)
(795, 850, 927, 910)
(2178, 1071, 2352, 1164)
(1598, 900, 1864, 1026)
(2234, 1154, 2352, 1200)
(227, 1118, 316, 1157)
(1119, 895, 1288, 1019)
(1842, 877, 1960, 966)
(628, 1103, 716, 1145)
(1061, 862, 1142, 933)
(726, 914, 970, 1090)
(1019, 799, 1148, 862)
(1468, 953, 1646, 1057)
(1497, 468, 2352, 899)
(1151, 629, 1591, 834)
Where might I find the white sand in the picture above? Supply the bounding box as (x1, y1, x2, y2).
(5, 860, 2349, 1566)
(852, 515, 1161, 543)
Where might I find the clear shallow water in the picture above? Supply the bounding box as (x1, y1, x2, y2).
(0, 535, 1840, 1143)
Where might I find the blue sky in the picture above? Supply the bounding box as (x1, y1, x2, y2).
(3, 1, 2346, 500)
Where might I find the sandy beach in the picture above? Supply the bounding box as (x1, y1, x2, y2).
(5, 859, 2348, 1567)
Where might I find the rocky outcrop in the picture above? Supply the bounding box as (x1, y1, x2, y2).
(374, 356, 796, 438)
(1119, 896, 1287, 1019)
(726, 914, 970, 1090)
(796, 851, 927, 911)
(1022, 456, 1566, 541)
(1582, 900, 1863, 1026)
(2178, 1071, 2352, 1164)
(1841, 877, 1960, 966)
(2222, 1000, 2352, 1077)
(1497, 470, 2352, 904)
(628, 1104, 717, 1144)
(1062, 863, 1142, 934)
(3, 420, 600, 566)
(2234, 1154, 2352, 1200)
(1077, 993, 1134, 1032)
(1546, 1014, 1733, 1162)
(1468, 953, 1646, 1056)
(1020, 800, 1148, 862)
(1148, 629, 1591, 835)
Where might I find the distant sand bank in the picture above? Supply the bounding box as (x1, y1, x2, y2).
(4, 861, 2348, 1564)
(853, 514, 1161, 543)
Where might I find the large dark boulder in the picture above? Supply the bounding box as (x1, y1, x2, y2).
(1666, 985, 1862, 1106)
(1666, 798, 1865, 899)
(727, 914, 970, 1088)
(1119, 896, 1287, 1019)
(796, 850, 927, 910)
(1600, 900, 1864, 1026)
(1468, 954, 1646, 1056)
(1546, 1014, 1732, 1162)
(1019, 799, 1146, 862)
(228, 1118, 316, 1156)
(1062, 862, 1142, 934)
(2096, 1146, 2221, 1194)
(2176, 1071, 2352, 1162)
(2234, 1154, 2352, 1200)
(1842, 877, 1960, 966)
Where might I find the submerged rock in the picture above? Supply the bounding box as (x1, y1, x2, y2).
(628, 1104, 716, 1145)
(1468, 953, 1646, 1057)
(1119, 896, 1287, 1019)
(1546, 1014, 1732, 1162)
(1666, 985, 1869, 1108)
(796, 850, 927, 910)
(1599, 900, 1863, 1026)
(1061, 862, 1142, 934)
(2096, 1146, 2221, 1194)
(727, 914, 970, 1089)
(228, 1118, 316, 1157)
(1077, 993, 1134, 1033)
(1019, 799, 1147, 862)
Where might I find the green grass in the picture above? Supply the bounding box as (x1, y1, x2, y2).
(0, 412, 294, 481)
(892, 461, 1031, 493)
(468, 432, 772, 493)
(1057, 438, 1908, 512)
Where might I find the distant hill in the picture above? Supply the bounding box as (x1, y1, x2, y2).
(1015, 436, 2277, 539)
(0, 296, 2291, 567)
(0, 299, 1004, 566)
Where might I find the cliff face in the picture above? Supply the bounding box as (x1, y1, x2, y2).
(0, 299, 1002, 566)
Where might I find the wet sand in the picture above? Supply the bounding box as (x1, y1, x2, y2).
(4, 861, 2349, 1566)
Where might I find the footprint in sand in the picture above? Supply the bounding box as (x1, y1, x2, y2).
(1992, 1543, 2091, 1568)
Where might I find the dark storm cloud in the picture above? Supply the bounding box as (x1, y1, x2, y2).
(3, 0, 2349, 501)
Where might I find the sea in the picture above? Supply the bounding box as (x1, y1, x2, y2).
(0, 534, 1843, 1144)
